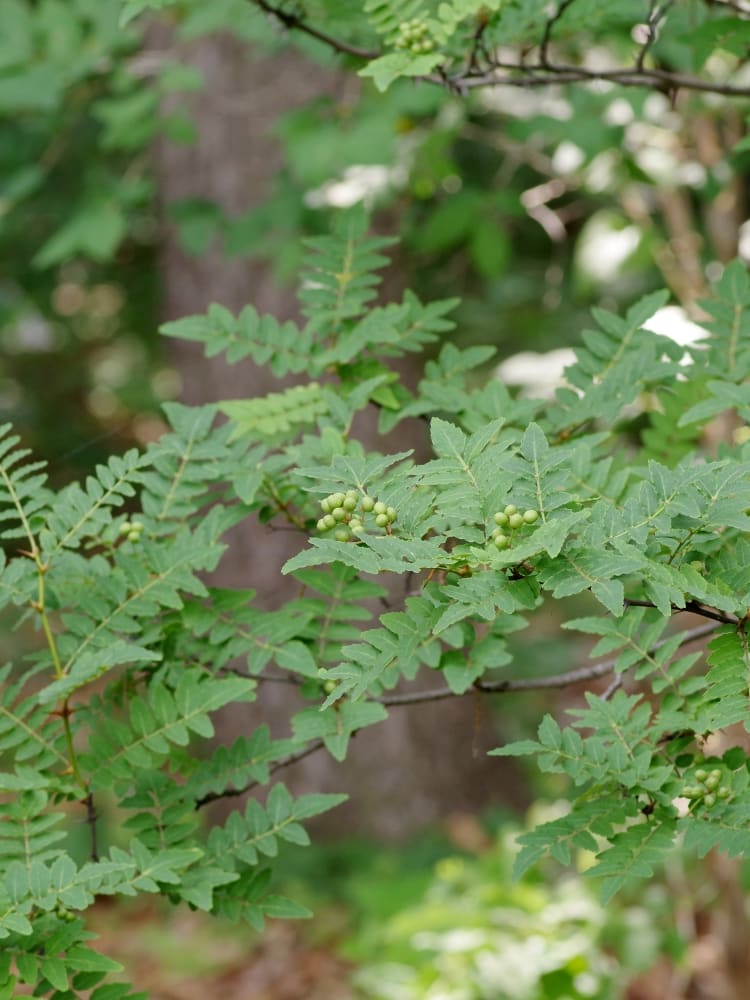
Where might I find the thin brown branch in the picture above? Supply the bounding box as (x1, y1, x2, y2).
(196, 738, 327, 808)
(251, 0, 379, 60)
(85, 792, 99, 862)
(625, 598, 737, 625)
(539, 0, 577, 68)
(377, 622, 719, 705)
(636, 0, 676, 71)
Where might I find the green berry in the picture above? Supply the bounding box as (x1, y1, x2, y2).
(335, 528, 351, 542)
(491, 527, 503, 539)
(695, 769, 708, 783)
(375, 513, 389, 528)
(682, 786, 699, 798)
(508, 513, 524, 529)
(704, 793, 717, 808)
(523, 509, 539, 524)
(504, 504, 518, 516)
(127, 530, 141, 543)
(361, 496, 375, 512)
(119, 521, 132, 535)
(386, 506, 397, 522)
(709, 769, 722, 781)
(704, 775, 720, 791)
(332, 506, 347, 522)
(316, 518, 327, 532)
(130, 520, 144, 532)
(320, 498, 331, 513)
(493, 511, 508, 526)
(323, 679, 337, 695)
(444, 572, 460, 584)
(323, 514, 336, 530)
(717, 786, 731, 799)
(494, 534, 509, 550)
(345, 489, 358, 499)
(343, 496, 358, 512)
(330, 492, 345, 509)
(373, 501, 387, 516)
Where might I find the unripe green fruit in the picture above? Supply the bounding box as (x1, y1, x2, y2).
(316, 518, 327, 532)
(523, 509, 538, 524)
(373, 501, 387, 516)
(386, 506, 397, 522)
(494, 534, 509, 550)
(695, 769, 708, 782)
(335, 528, 351, 542)
(709, 769, 722, 781)
(345, 489, 358, 500)
(375, 513, 389, 528)
(361, 496, 375, 512)
(323, 679, 337, 695)
(704, 775, 720, 791)
(493, 511, 508, 526)
(127, 530, 141, 542)
(504, 504, 517, 516)
(343, 496, 358, 511)
(717, 786, 731, 799)
(332, 506, 347, 522)
(119, 521, 132, 535)
(330, 493, 345, 509)
(683, 786, 700, 798)
(323, 514, 336, 530)
(130, 520, 144, 532)
(704, 793, 717, 808)
(320, 498, 331, 513)
(444, 572, 460, 584)
(508, 513, 524, 529)
(491, 527, 503, 539)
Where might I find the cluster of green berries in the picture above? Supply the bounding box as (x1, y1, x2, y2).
(489, 504, 538, 550)
(316, 491, 397, 543)
(395, 18, 435, 53)
(683, 767, 731, 809)
(119, 519, 144, 543)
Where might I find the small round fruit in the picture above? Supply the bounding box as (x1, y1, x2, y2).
(709, 769, 722, 781)
(493, 511, 508, 526)
(704, 793, 717, 808)
(494, 534, 509, 550)
(323, 514, 336, 530)
(523, 509, 539, 524)
(444, 572, 460, 584)
(508, 513, 524, 529)
(335, 528, 351, 542)
(316, 518, 328, 532)
(373, 501, 387, 516)
(386, 506, 397, 522)
(361, 496, 375, 512)
(320, 498, 331, 513)
(130, 520, 144, 532)
(332, 506, 347, 522)
(330, 492, 345, 508)
(717, 786, 731, 799)
(704, 775, 720, 791)
(695, 769, 708, 782)
(119, 521, 132, 535)
(375, 513, 389, 528)
(682, 786, 700, 798)
(345, 489, 358, 500)
(127, 530, 141, 543)
(343, 496, 358, 511)
(504, 504, 518, 516)
(323, 679, 337, 695)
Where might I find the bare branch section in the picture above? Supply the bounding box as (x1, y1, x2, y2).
(377, 622, 718, 705)
(251, 0, 750, 99)
(198, 623, 718, 807)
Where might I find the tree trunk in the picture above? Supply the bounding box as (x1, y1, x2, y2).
(149, 28, 520, 838)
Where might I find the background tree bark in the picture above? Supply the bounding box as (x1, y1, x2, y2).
(149, 28, 520, 837)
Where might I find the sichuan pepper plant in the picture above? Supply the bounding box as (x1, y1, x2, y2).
(3, 207, 750, 994)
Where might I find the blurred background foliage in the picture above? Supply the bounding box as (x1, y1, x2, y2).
(4, 1, 750, 994)
(4, 0, 749, 479)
